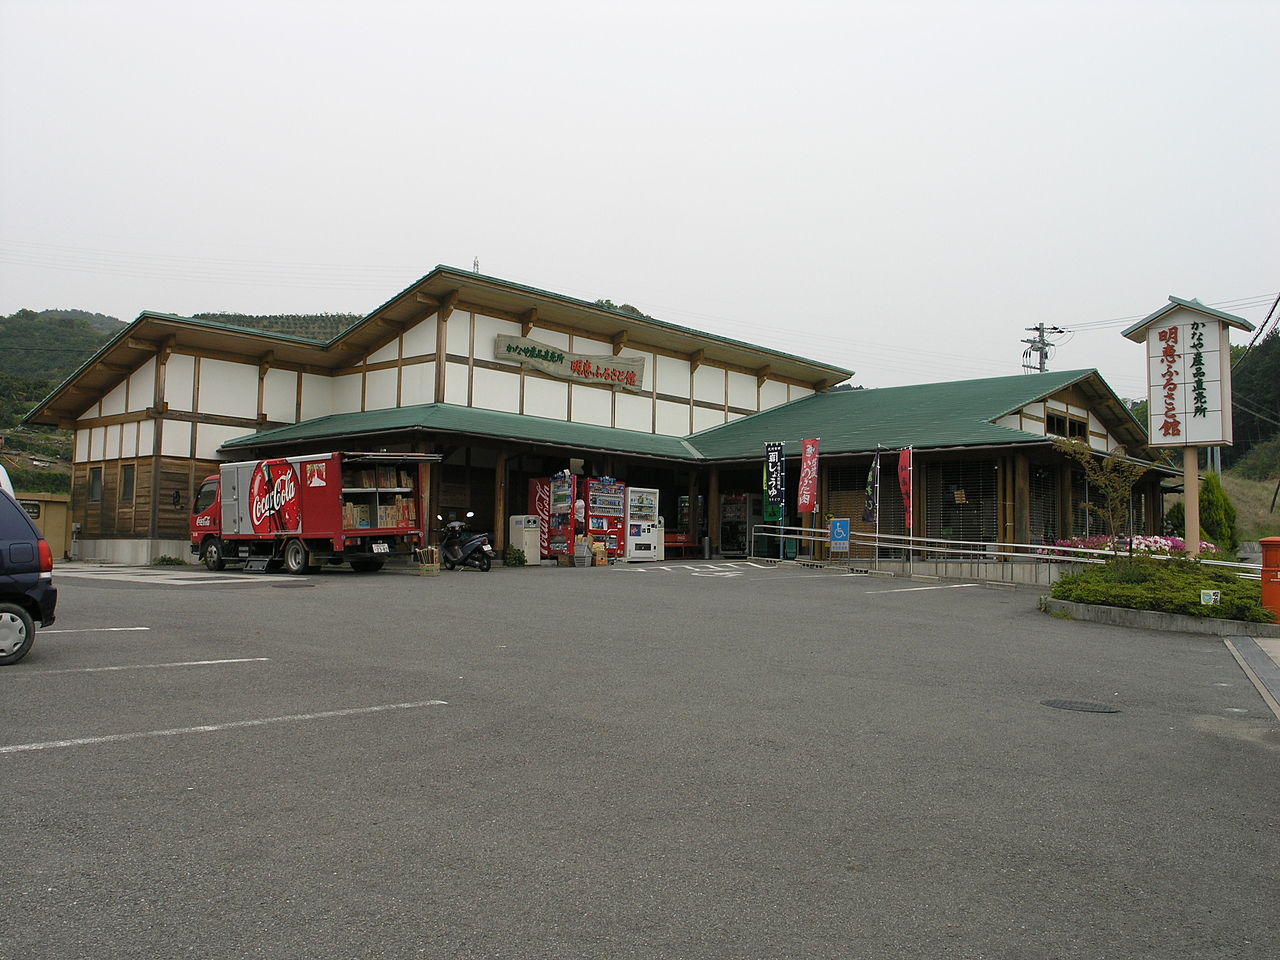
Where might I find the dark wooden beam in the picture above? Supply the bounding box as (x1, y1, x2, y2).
(612, 331, 628, 356)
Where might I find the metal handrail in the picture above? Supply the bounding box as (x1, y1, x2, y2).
(747, 524, 1263, 580)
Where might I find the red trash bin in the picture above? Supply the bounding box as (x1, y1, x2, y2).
(1261, 537, 1280, 624)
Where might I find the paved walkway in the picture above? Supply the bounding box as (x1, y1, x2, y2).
(1225, 635, 1280, 720)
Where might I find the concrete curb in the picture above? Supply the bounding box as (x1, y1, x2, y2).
(1039, 596, 1280, 638)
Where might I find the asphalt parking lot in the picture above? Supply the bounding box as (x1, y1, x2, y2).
(3, 560, 1278, 960)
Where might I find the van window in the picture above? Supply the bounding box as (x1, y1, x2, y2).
(193, 480, 219, 514)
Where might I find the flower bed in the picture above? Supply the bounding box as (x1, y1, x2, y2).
(1046, 534, 1223, 560)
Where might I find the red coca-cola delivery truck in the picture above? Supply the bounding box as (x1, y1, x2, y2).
(190, 452, 439, 574)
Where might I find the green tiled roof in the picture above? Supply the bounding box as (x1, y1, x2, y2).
(223, 369, 1132, 464)
(687, 369, 1106, 460)
(223, 402, 699, 460)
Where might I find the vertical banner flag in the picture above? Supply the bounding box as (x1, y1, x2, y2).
(764, 442, 785, 506)
(862, 450, 880, 523)
(898, 447, 913, 530)
(797, 438, 820, 513)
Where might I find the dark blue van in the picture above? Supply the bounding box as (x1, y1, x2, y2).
(0, 488, 57, 665)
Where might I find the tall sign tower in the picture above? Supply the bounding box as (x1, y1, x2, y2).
(1122, 296, 1254, 556)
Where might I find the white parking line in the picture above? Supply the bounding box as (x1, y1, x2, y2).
(865, 583, 981, 594)
(0, 700, 448, 755)
(55, 569, 296, 585)
(41, 627, 151, 634)
(23, 658, 271, 675)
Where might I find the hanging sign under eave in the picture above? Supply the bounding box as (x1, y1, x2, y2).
(494, 334, 647, 393)
(1121, 296, 1255, 447)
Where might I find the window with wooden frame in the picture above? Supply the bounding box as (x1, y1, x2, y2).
(120, 464, 135, 503)
(89, 466, 103, 502)
(1046, 412, 1088, 440)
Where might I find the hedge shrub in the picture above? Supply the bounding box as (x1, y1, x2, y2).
(1051, 557, 1274, 623)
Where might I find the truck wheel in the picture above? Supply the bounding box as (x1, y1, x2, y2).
(202, 537, 226, 572)
(0, 603, 35, 665)
(283, 539, 308, 575)
(350, 560, 384, 573)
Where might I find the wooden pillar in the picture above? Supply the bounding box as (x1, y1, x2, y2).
(707, 466, 720, 556)
(493, 449, 508, 554)
(434, 292, 458, 403)
(1184, 446, 1200, 557)
(148, 338, 173, 540)
(1013, 454, 1030, 550)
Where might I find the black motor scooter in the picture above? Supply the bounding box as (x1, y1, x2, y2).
(437, 513, 496, 572)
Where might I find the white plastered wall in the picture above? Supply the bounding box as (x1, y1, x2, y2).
(759, 380, 788, 410)
(524, 377, 568, 420)
(196, 424, 251, 460)
(655, 399, 687, 436)
(300, 373, 333, 420)
(477, 314, 521, 366)
(445, 314, 472, 357)
(656, 355, 691, 399)
(198, 358, 258, 419)
(164, 354, 196, 411)
(88, 427, 105, 460)
(472, 366, 521, 414)
(443, 362, 470, 406)
(693, 366, 725, 405)
(263, 369, 297, 423)
(367, 338, 399, 365)
(121, 423, 139, 458)
(401, 362, 434, 406)
(331, 373, 362, 413)
(402, 315, 437, 359)
(693, 405, 725, 432)
(128, 358, 156, 411)
(571, 384, 612, 427)
(161, 420, 192, 458)
(728, 371, 757, 410)
(614, 391, 651, 432)
(366, 368, 397, 410)
(100, 380, 127, 417)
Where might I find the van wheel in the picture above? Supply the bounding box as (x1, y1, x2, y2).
(0, 603, 35, 665)
(202, 537, 226, 572)
(283, 539, 308, 575)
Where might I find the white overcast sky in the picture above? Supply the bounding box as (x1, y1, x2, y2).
(1, 0, 1276, 398)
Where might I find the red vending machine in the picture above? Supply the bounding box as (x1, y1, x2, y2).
(585, 477, 626, 559)
(546, 472, 577, 558)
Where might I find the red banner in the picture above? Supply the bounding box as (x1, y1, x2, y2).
(797, 438, 820, 513)
(898, 448, 913, 530)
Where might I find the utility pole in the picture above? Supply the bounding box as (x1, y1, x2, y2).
(1021, 323, 1065, 373)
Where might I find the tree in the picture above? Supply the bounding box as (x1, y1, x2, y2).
(1198, 471, 1239, 555)
(1054, 438, 1150, 541)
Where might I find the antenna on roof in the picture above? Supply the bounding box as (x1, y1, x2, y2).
(473, 257, 480, 274)
(1021, 323, 1064, 373)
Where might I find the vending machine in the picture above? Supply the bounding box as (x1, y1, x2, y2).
(720, 492, 762, 557)
(547, 472, 577, 558)
(624, 486, 662, 561)
(585, 477, 626, 559)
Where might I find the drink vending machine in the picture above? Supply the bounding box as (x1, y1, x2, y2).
(624, 486, 662, 561)
(585, 477, 626, 559)
(546, 473, 577, 558)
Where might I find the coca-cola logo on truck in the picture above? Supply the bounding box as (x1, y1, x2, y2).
(249, 459, 301, 534)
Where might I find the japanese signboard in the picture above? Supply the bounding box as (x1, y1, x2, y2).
(764, 442, 785, 507)
(1123, 298, 1253, 448)
(494, 335, 646, 393)
(797, 438, 819, 514)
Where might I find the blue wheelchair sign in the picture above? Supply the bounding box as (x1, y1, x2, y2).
(829, 518, 851, 553)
